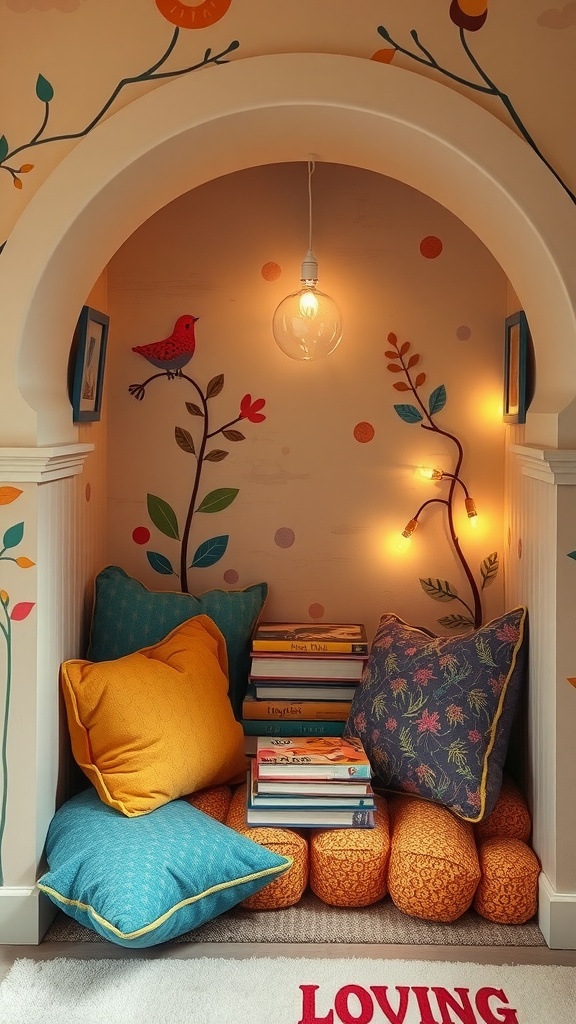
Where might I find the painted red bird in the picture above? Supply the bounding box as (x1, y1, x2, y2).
(132, 314, 199, 377)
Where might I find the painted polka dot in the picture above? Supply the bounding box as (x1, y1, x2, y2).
(132, 526, 151, 545)
(308, 603, 325, 620)
(456, 325, 472, 341)
(507, 527, 511, 548)
(262, 262, 281, 281)
(224, 569, 239, 584)
(518, 538, 523, 559)
(371, 49, 395, 64)
(85, 482, 91, 502)
(275, 527, 295, 548)
(281, 447, 290, 455)
(354, 421, 375, 443)
(420, 235, 443, 259)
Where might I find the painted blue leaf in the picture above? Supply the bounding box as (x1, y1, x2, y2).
(3, 521, 24, 550)
(36, 74, 54, 102)
(568, 551, 576, 560)
(429, 385, 447, 416)
(190, 535, 229, 568)
(0, 136, 8, 163)
(393, 404, 423, 424)
(146, 551, 174, 575)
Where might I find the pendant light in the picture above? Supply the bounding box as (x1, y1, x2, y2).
(272, 159, 343, 361)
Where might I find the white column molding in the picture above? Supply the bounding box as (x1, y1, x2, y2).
(509, 444, 576, 485)
(0, 444, 94, 483)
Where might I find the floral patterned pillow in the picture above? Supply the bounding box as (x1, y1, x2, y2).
(345, 607, 527, 822)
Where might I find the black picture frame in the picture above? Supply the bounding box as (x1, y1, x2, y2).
(71, 306, 109, 423)
(503, 310, 529, 424)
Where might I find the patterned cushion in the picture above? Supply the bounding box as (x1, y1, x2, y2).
(61, 616, 247, 816)
(37, 788, 291, 948)
(474, 775, 531, 844)
(187, 785, 232, 823)
(387, 795, 481, 922)
(309, 794, 390, 907)
(225, 784, 309, 909)
(86, 565, 268, 717)
(345, 607, 527, 822)
(474, 837, 540, 924)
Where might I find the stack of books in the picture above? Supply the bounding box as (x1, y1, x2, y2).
(241, 621, 368, 747)
(247, 734, 375, 828)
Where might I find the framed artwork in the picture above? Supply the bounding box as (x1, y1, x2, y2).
(503, 310, 529, 424)
(71, 306, 109, 423)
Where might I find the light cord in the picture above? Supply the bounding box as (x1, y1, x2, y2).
(307, 158, 315, 252)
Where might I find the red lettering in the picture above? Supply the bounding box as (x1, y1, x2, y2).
(370, 986, 410, 1023)
(334, 985, 373, 1024)
(412, 988, 442, 1024)
(432, 987, 476, 1024)
(298, 985, 334, 1024)
(475, 988, 519, 1024)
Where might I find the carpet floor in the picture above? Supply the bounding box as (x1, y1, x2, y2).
(1, 955, 573, 1024)
(44, 890, 545, 947)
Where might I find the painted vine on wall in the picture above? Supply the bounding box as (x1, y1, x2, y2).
(0, 0, 239, 254)
(129, 314, 266, 594)
(0, 487, 35, 886)
(386, 331, 498, 630)
(373, 0, 576, 206)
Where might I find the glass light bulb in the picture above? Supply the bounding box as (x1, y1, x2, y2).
(273, 284, 343, 362)
(395, 533, 412, 553)
(419, 467, 444, 480)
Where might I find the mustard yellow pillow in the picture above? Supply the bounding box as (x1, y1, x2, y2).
(61, 615, 247, 816)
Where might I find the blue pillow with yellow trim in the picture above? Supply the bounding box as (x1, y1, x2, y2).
(345, 607, 527, 823)
(37, 788, 291, 947)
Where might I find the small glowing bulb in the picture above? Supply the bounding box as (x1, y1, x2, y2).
(396, 518, 418, 552)
(465, 497, 478, 526)
(395, 533, 412, 553)
(419, 467, 444, 480)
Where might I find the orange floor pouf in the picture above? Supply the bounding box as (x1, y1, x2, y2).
(474, 837, 540, 924)
(474, 776, 531, 844)
(387, 796, 481, 922)
(225, 784, 309, 909)
(186, 784, 232, 823)
(309, 795, 390, 907)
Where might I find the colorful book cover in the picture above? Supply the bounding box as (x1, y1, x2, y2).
(242, 687, 350, 722)
(241, 719, 345, 738)
(250, 654, 366, 681)
(255, 734, 371, 780)
(251, 621, 369, 655)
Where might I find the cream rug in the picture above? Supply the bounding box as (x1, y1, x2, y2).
(0, 956, 574, 1024)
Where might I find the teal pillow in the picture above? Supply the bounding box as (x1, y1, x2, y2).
(86, 566, 267, 717)
(37, 789, 290, 948)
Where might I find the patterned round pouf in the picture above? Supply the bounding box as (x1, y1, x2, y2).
(474, 836, 540, 924)
(309, 795, 390, 907)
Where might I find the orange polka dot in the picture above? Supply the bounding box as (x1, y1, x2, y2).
(308, 603, 325, 620)
(262, 262, 281, 281)
(420, 236, 443, 259)
(85, 483, 91, 502)
(354, 421, 375, 443)
(371, 49, 395, 64)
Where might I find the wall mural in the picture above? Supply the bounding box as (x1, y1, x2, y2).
(0, 487, 35, 885)
(385, 331, 498, 630)
(129, 314, 266, 594)
(0, 0, 239, 254)
(372, 1, 576, 206)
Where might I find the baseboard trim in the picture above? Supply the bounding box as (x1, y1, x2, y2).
(538, 873, 576, 949)
(0, 886, 56, 944)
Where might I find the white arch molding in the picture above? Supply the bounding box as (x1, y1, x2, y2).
(1, 52, 576, 447)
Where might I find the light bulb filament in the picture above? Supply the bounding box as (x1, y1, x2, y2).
(298, 288, 319, 318)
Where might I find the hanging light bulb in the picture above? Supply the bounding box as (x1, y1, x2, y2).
(272, 160, 343, 361)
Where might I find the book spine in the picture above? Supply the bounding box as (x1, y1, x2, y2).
(241, 719, 345, 737)
(252, 640, 368, 654)
(242, 698, 350, 721)
(256, 764, 372, 781)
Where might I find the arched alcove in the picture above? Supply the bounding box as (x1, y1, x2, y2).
(1, 52, 576, 445)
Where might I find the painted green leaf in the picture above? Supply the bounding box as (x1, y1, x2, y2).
(0, 136, 8, 163)
(146, 551, 174, 576)
(190, 534, 229, 568)
(204, 449, 228, 462)
(206, 374, 224, 399)
(223, 429, 245, 442)
(568, 551, 576, 560)
(438, 614, 474, 630)
(393, 404, 423, 424)
(175, 426, 195, 454)
(146, 494, 180, 540)
(36, 74, 54, 102)
(3, 522, 24, 550)
(196, 487, 239, 513)
(185, 402, 203, 417)
(480, 551, 499, 589)
(420, 577, 458, 602)
(429, 385, 447, 416)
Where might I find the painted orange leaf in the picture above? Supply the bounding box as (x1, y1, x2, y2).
(385, 350, 397, 358)
(19, 164, 34, 173)
(387, 364, 404, 373)
(415, 372, 427, 387)
(399, 342, 410, 356)
(10, 601, 35, 622)
(393, 382, 411, 391)
(13, 179, 22, 190)
(0, 487, 22, 505)
(407, 354, 420, 368)
(15, 557, 35, 569)
(371, 49, 396, 64)
(387, 333, 397, 344)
